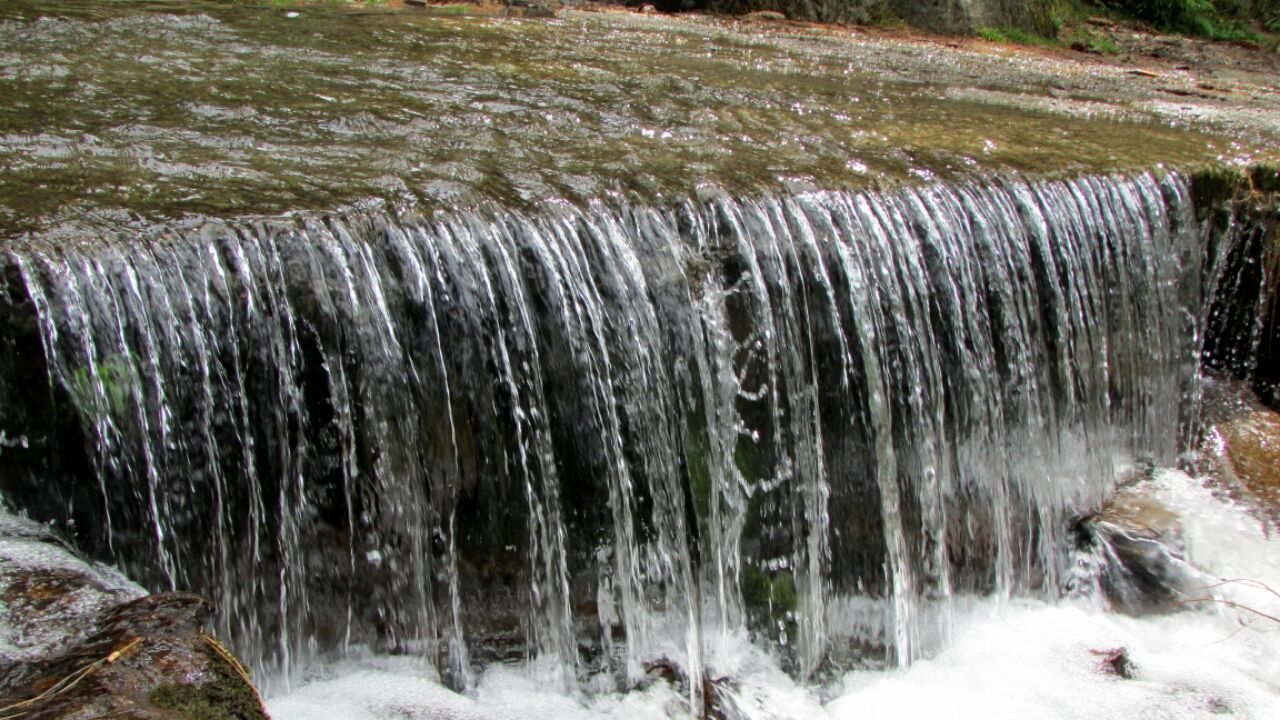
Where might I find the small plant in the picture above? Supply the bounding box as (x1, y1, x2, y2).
(977, 25, 1060, 48)
(978, 26, 1009, 42)
(1066, 26, 1122, 52)
(69, 354, 134, 418)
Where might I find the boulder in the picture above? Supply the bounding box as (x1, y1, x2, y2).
(0, 513, 145, 663)
(0, 512, 268, 719)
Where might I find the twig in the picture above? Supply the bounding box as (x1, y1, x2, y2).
(1192, 578, 1280, 602)
(1181, 596, 1280, 625)
(0, 638, 141, 720)
(201, 634, 266, 711)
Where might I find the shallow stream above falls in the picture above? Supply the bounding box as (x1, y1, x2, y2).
(0, 0, 1276, 240)
(1, 2, 1279, 719)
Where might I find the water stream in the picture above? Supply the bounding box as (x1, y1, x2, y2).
(2, 171, 1204, 698)
(0, 3, 1275, 718)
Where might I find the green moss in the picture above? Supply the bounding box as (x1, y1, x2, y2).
(69, 353, 133, 418)
(684, 410, 713, 523)
(769, 569, 797, 612)
(741, 566, 798, 613)
(1250, 164, 1280, 195)
(742, 565, 770, 608)
(977, 26, 1060, 48)
(148, 641, 267, 720)
(1190, 165, 1248, 227)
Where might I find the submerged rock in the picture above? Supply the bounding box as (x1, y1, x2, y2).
(1090, 646, 1137, 679)
(642, 657, 740, 720)
(0, 513, 268, 719)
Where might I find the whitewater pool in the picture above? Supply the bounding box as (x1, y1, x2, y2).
(270, 468, 1280, 720)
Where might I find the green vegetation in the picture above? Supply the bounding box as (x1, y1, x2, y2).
(978, 21, 1117, 53)
(69, 354, 134, 418)
(742, 566, 798, 613)
(977, 25, 1061, 47)
(865, 4, 907, 28)
(1087, 0, 1272, 41)
(983, 0, 1277, 49)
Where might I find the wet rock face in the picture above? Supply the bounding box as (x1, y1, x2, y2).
(0, 514, 268, 720)
(1200, 378, 1280, 526)
(0, 513, 145, 663)
(1197, 168, 1280, 411)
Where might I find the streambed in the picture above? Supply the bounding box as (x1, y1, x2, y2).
(1, 1, 1275, 239)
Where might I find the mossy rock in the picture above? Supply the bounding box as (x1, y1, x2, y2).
(149, 638, 267, 720)
(1189, 165, 1248, 227)
(0, 523, 269, 720)
(742, 566, 798, 613)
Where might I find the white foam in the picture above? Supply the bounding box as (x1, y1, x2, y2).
(829, 468, 1280, 720)
(267, 656, 683, 720)
(271, 469, 1280, 719)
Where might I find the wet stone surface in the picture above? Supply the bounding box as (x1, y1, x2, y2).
(0, 512, 144, 663)
(1200, 378, 1280, 528)
(0, 513, 268, 720)
(1075, 472, 1205, 616)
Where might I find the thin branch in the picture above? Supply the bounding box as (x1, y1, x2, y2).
(1181, 596, 1280, 625)
(1192, 577, 1280, 602)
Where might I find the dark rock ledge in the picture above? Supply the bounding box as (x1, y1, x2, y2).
(0, 513, 269, 720)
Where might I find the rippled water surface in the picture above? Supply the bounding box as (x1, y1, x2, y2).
(0, 1, 1267, 237)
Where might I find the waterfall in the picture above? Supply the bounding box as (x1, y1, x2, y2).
(0, 172, 1202, 693)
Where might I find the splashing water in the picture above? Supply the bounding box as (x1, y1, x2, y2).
(263, 466, 1280, 718)
(0, 172, 1209, 703)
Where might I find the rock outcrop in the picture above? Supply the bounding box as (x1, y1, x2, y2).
(1200, 378, 1280, 526)
(0, 513, 269, 720)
